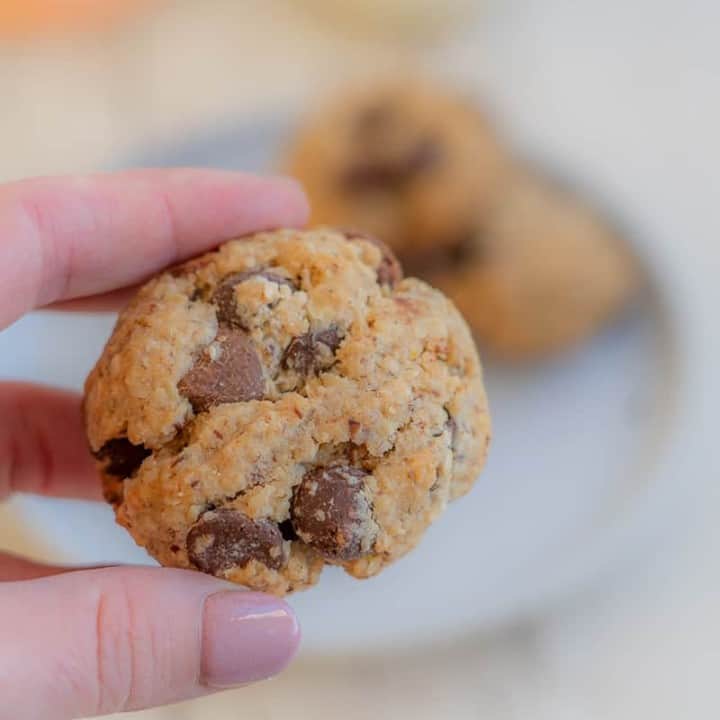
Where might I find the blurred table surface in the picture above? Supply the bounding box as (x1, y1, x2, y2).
(1, 0, 719, 718)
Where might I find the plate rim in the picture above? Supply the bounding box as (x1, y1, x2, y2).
(10, 116, 712, 658)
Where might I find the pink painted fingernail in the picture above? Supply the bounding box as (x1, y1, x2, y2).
(201, 591, 300, 688)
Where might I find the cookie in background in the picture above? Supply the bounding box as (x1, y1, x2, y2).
(284, 77, 512, 259)
(425, 172, 641, 360)
(285, 78, 640, 361)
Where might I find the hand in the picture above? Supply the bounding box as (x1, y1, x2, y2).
(0, 170, 309, 719)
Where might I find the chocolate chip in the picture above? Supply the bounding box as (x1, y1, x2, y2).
(282, 327, 342, 377)
(178, 326, 265, 412)
(93, 438, 150, 478)
(279, 519, 299, 542)
(313, 327, 341, 351)
(354, 103, 393, 135)
(405, 136, 443, 175)
(340, 162, 398, 191)
(343, 230, 404, 287)
(341, 136, 443, 192)
(187, 508, 286, 574)
(397, 226, 483, 279)
(213, 269, 296, 326)
(290, 465, 376, 562)
(444, 228, 482, 267)
(282, 334, 314, 376)
(367, 238, 403, 287)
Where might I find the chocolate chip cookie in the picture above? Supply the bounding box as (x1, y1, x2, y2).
(423, 173, 640, 359)
(284, 79, 510, 258)
(84, 229, 490, 594)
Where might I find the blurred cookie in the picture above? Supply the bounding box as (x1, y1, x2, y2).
(424, 173, 640, 359)
(84, 228, 490, 594)
(285, 79, 510, 257)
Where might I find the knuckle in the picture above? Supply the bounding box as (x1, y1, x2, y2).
(0, 386, 56, 498)
(92, 579, 151, 714)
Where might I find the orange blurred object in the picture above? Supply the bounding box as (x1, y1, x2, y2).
(0, 0, 158, 39)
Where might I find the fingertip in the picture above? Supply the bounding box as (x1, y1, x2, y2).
(0, 383, 100, 501)
(271, 175, 310, 226)
(0, 169, 312, 326)
(227, 172, 309, 232)
(201, 590, 301, 688)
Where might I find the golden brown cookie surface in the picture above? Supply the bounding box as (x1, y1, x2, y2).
(84, 229, 490, 594)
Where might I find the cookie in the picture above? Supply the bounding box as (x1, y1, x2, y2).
(84, 228, 490, 594)
(421, 173, 640, 359)
(284, 79, 510, 258)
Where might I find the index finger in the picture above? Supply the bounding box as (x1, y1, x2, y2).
(0, 169, 308, 330)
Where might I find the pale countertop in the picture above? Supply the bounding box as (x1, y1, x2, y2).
(1, 1, 720, 718)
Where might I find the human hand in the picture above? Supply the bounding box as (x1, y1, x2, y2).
(0, 170, 309, 719)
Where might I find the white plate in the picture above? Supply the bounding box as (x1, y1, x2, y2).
(0, 118, 694, 659)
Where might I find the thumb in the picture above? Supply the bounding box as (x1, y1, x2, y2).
(0, 567, 300, 720)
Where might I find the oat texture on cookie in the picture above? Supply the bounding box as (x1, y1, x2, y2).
(84, 229, 490, 594)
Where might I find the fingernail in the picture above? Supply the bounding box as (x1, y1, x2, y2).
(201, 591, 300, 688)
